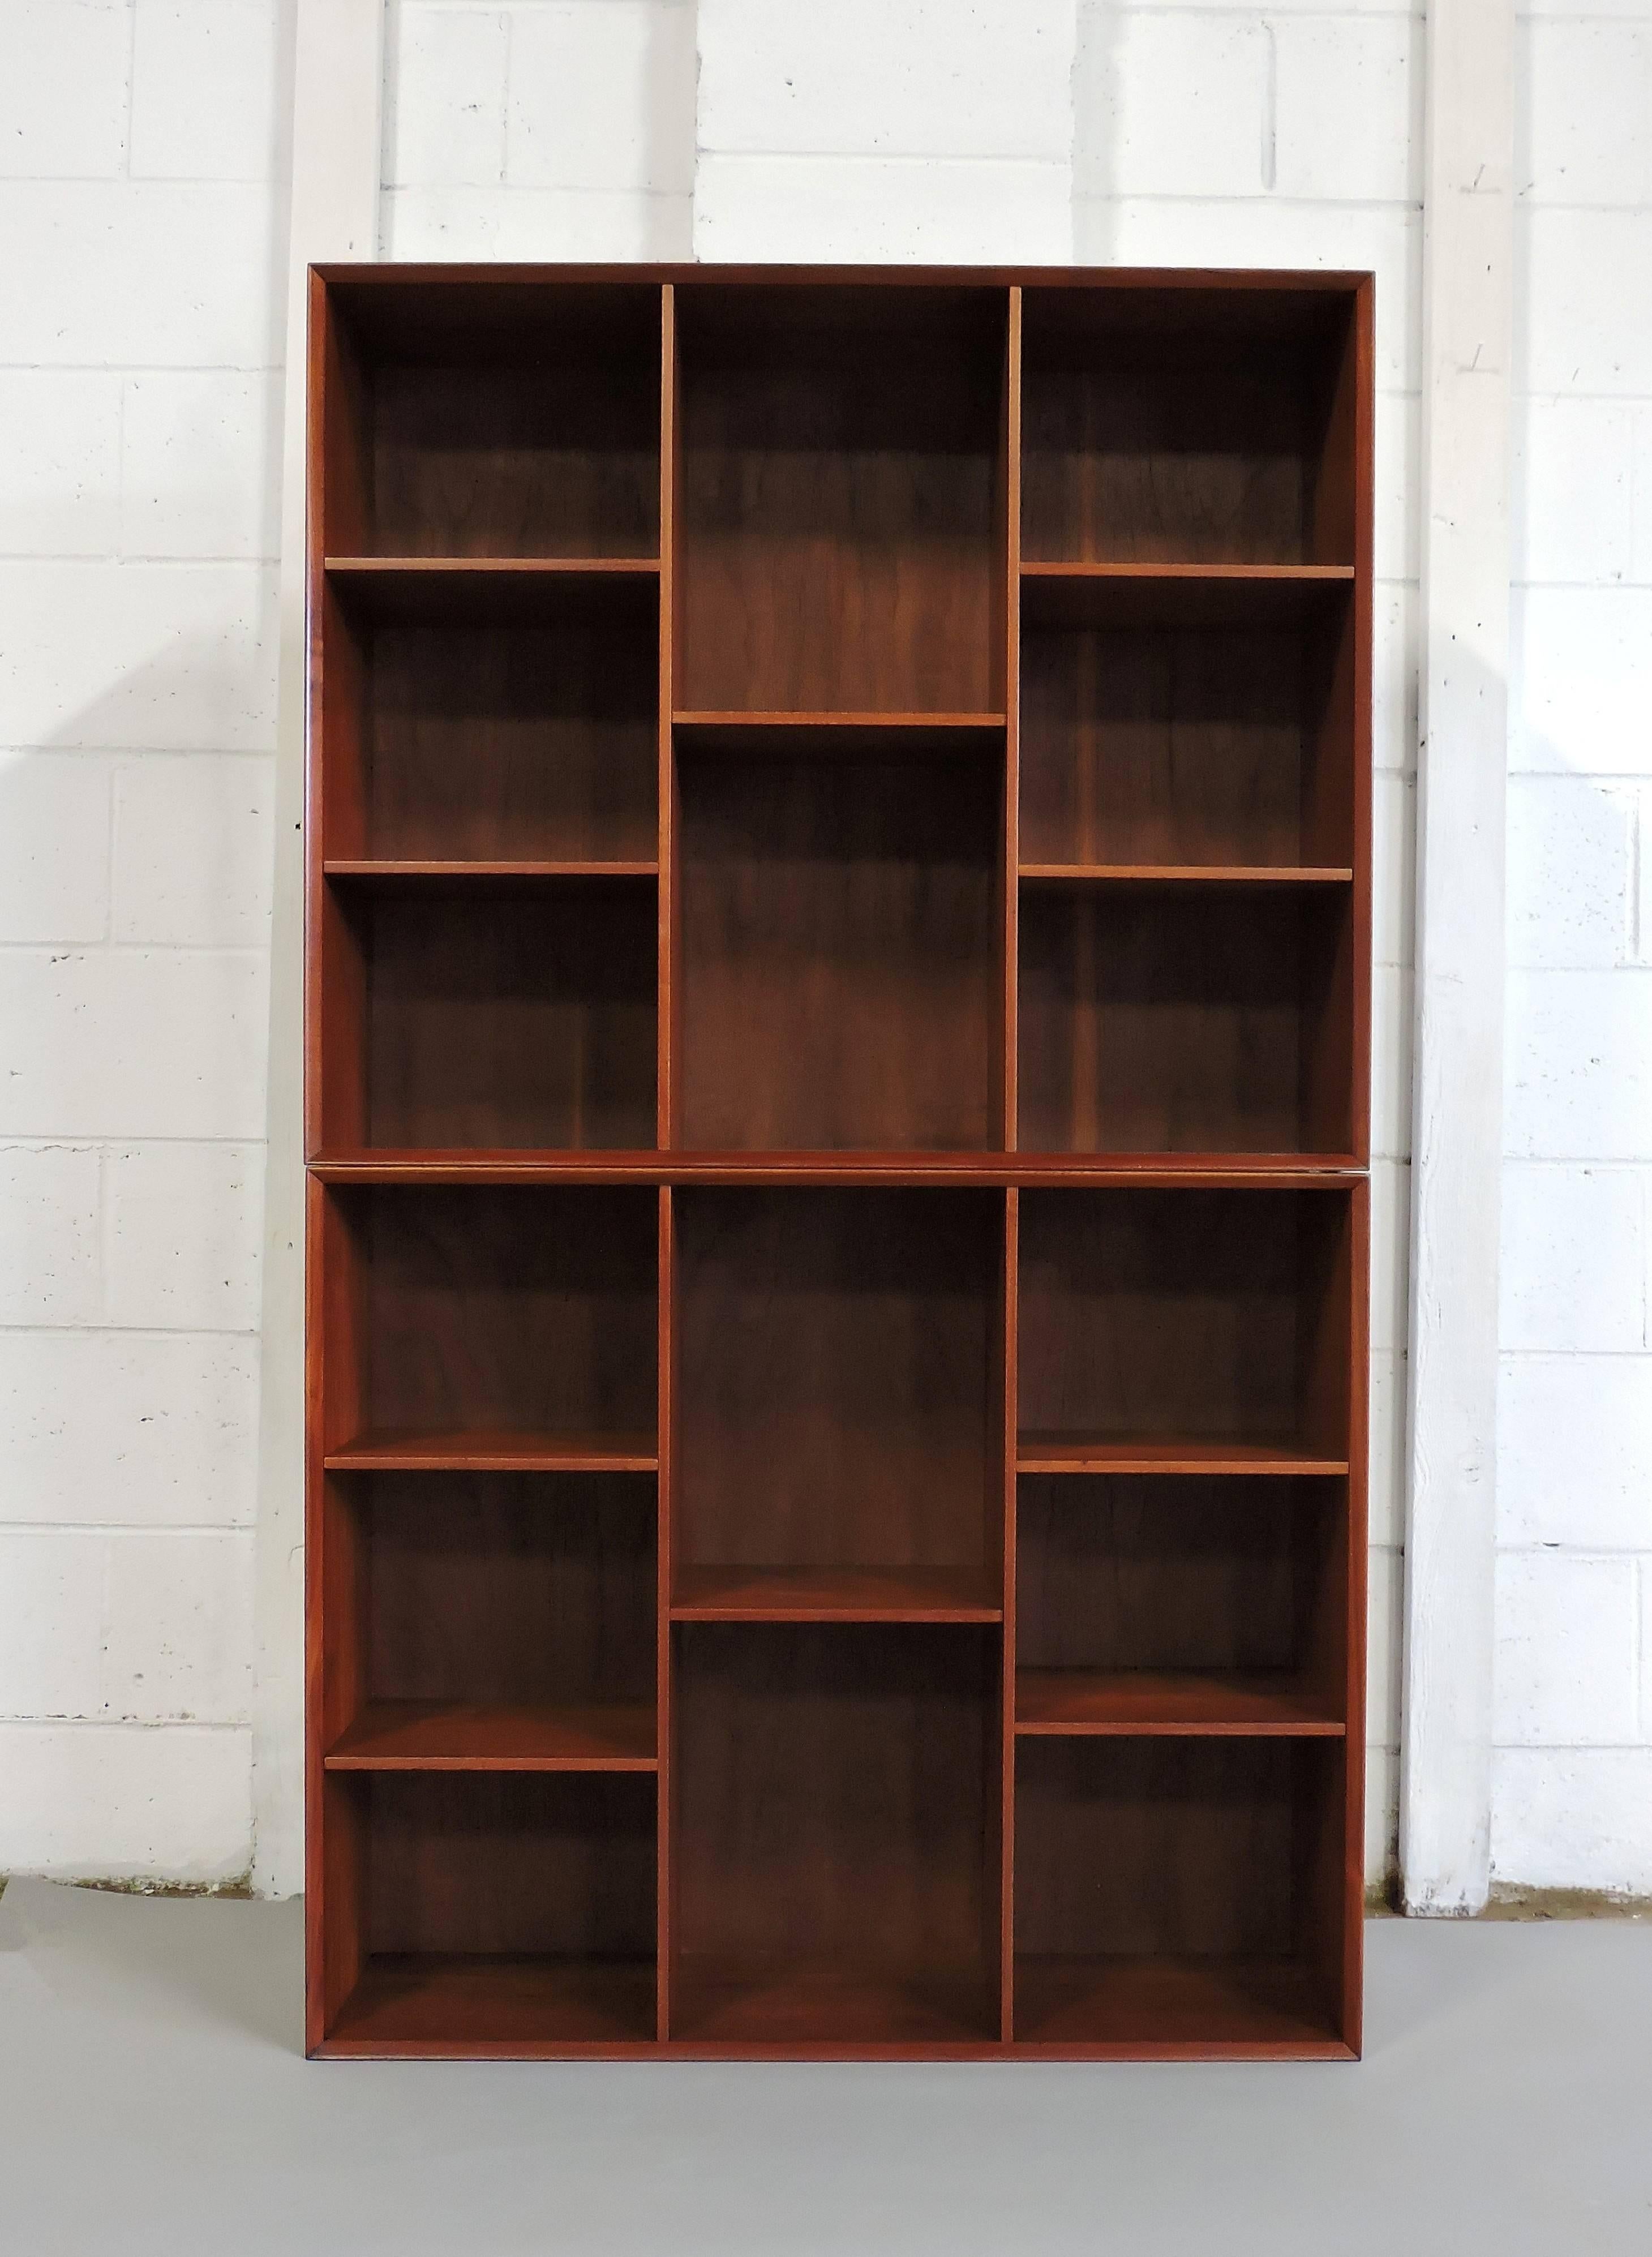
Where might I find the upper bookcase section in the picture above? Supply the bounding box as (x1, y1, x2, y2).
(317, 278, 662, 559)
(674, 284, 1009, 715)
(1020, 284, 1361, 567)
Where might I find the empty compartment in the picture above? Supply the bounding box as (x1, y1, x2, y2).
(320, 277, 661, 557)
(676, 285, 1007, 713)
(677, 743, 1000, 1150)
(1014, 1738, 1351, 2049)
(673, 1624, 999, 2043)
(1017, 1187, 1354, 1467)
(673, 1188, 1003, 1617)
(319, 1186, 658, 1464)
(319, 574, 658, 865)
(1020, 285, 1361, 566)
(1015, 1474, 1346, 1731)
(323, 1771, 656, 2049)
(1019, 576, 1356, 871)
(322, 875, 656, 1151)
(320, 1471, 657, 1767)
(1018, 879, 1355, 1155)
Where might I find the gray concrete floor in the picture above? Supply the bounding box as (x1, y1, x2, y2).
(1, 1878, 1648, 2256)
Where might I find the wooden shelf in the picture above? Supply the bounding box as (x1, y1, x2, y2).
(308, 267, 1371, 2063)
(325, 1956, 658, 2055)
(310, 1151, 1358, 1187)
(324, 860, 658, 881)
(671, 1957, 997, 2048)
(1016, 1434, 1349, 1476)
(1012, 1956, 1345, 2056)
(671, 1564, 1002, 1623)
(324, 1428, 658, 1474)
(1019, 864, 1353, 886)
(1015, 1669, 1343, 1737)
(325, 1701, 658, 1771)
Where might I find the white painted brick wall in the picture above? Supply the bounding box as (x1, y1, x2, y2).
(381, 1, 697, 258)
(1495, 1, 1652, 1896)
(0, 0, 278, 1882)
(1, 0, 1643, 1899)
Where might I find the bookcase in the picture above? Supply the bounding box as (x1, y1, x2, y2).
(305, 264, 1371, 2061)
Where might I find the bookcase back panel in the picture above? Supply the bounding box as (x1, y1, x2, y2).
(675, 1189, 998, 1574)
(673, 1623, 998, 2040)
(678, 753, 998, 1151)
(362, 1471, 657, 1709)
(366, 618, 658, 863)
(677, 288, 1005, 714)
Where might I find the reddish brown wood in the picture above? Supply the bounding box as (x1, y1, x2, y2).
(307, 265, 1371, 2063)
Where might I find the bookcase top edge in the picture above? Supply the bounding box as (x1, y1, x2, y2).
(310, 261, 1374, 297)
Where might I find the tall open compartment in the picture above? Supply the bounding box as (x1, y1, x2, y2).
(307, 264, 1371, 2060)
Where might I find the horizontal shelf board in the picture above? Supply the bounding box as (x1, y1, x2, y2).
(325, 1955, 657, 2055)
(1021, 561, 1355, 632)
(1012, 1955, 1344, 2054)
(673, 712, 1006, 758)
(323, 859, 657, 881)
(1019, 864, 1354, 887)
(671, 1956, 997, 2048)
(1016, 1434, 1349, 1477)
(311, 1151, 1364, 1188)
(671, 1564, 1003, 1623)
(1015, 1668, 1343, 1737)
(324, 1428, 658, 1473)
(324, 1701, 657, 1770)
(323, 556, 659, 625)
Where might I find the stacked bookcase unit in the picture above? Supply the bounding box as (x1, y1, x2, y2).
(306, 265, 1371, 2060)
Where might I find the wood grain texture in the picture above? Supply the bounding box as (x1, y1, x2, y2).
(672, 1623, 998, 2041)
(1020, 287, 1357, 567)
(1017, 880, 1354, 1155)
(334, 876, 656, 1152)
(1017, 1187, 1353, 1456)
(361, 610, 657, 863)
(678, 751, 998, 1151)
(677, 286, 1003, 713)
(329, 1185, 658, 1451)
(673, 1188, 1001, 1582)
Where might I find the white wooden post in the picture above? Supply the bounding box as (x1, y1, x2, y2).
(251, 0, 385, 1899)
(1401, 0, 1515, 1915)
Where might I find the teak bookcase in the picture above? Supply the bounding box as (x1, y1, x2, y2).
(304, 264, 1372, 2062)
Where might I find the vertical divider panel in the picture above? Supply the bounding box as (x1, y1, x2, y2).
(1001, 1187, 1020, 2040)
(659, 285, 680, 1151)
(1350, 280, 1375, 1169)
(1002, 289, 1024, 1153)
(657, 1183, 676, 2041)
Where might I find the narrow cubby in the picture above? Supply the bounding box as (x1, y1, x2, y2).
(320, 873, 656, 1152)
(1013, 1737, 1350, 2052)
(319, 277, 662, 559)
(672, 1188, 1003, 1619)
(676, 737, 1001, 1151)
(1014, 1474, 1346, 1733)
(319, 1470, 658, 1770)
(317, 572, 659, 868)
(1017, 876, 1355, 1155)
(675, 284, 1007, 714)
(1020, 284, 1361, 566)
(317, 1186, 658, 1470)
(671, 1623, 1000, 2045)
(323, 1771, 658, 2051)
(1016, 1187, 1354, 1473)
